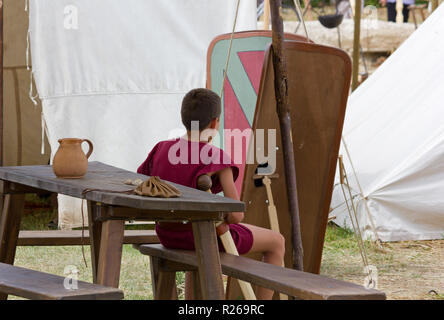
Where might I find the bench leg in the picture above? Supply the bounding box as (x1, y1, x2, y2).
(192, 220, 224, 300)
(150, 256, 178, 300)
(96, 219, 124, 288)
(0, 193, 25, 300)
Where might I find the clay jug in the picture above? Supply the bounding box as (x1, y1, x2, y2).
(52, 138, 93, 178)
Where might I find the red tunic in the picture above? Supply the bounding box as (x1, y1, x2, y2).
(137, 137, 253, 254)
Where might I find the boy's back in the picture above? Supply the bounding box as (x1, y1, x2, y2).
(137, 137, 239, 194)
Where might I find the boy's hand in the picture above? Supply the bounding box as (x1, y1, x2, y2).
(216, 221, 229, 236)
(225, 212, 244, 224)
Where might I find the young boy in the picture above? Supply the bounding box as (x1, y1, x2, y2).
(137, 88, 285, 300)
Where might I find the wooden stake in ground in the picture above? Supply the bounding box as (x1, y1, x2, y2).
(352, 0, 362, 91)
(269, 0, 304, 272)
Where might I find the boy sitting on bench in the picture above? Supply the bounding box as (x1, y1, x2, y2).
(137, 88, 285, 300)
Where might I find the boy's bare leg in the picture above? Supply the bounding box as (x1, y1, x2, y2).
(241, 223, 285, 300)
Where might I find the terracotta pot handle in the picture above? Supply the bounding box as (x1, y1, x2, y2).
(82, 139, 94, 159)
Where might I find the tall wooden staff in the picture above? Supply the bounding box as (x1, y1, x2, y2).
(351, 0, 362, 91)
(0, 1, 3, 168)
(269, 0, 304, 271)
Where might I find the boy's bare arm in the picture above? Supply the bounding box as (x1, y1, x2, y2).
(217, 167, 244, 224)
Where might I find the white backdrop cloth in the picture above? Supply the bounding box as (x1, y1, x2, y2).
(29, 0, 257, 229)
(330, 4, 444, 241)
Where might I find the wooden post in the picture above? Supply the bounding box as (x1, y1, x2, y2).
(396, 0, 404, 23)
(0, 0, 3, 167)
(432, 0, 439, 11)
(269, 0, 304, 272)
(263, 0, 270, 30)
(352, 0, 362, 91)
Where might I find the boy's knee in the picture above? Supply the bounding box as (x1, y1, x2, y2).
(280, 233, 285, 246)
(274, 232, 285, 253)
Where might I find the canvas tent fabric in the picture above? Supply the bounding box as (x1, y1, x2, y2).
(28, 0, 257, 229)
(330, 4, 444, 242)
(2, 0, 50, 167)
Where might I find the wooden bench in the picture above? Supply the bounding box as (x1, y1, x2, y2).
(18, 229, 158, 246)
(136, 244, 386, 300)
(0, 263, 123, 300)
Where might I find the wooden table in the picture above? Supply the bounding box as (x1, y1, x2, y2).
(0, 161, 245, 299)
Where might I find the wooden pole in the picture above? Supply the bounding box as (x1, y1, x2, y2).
(351, 0, 362, 91)
(262, 176, 288, 300)
(269, 0, 304, 272)
(432, 0, 439, 12)
(0, 0, 3, 167)
(395, 0, 404, 23)
(216, 221, 257, 300)
(263, 0, 271, 30)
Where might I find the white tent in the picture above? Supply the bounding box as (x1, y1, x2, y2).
(331, 4, 444, 242)
(28, 0, 257, 229)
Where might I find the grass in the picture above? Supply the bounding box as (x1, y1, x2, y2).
(14, 201, 360, 300)
(14, 245, 153, 300)
(11, 203, 381, 300)
(11, 196, 156, 300)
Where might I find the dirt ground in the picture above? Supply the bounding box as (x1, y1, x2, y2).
(321, 227, 444, 300)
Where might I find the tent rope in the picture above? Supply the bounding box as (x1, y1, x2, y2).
(26, 30, 38, 107)
(341, 137, 381, 244)
(293, 0, 309, 39)
(219, 0, 241, 98)
(338, 156, 376, 288)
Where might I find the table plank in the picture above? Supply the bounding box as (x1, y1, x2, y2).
(17, 229, 158, 246)
(0, 162, 245, 213)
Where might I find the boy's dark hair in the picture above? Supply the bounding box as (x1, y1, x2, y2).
(181, 88, 221, 131)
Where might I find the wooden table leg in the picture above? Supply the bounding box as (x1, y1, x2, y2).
(0, 194, 25, 264)
(191, 270, 203, 300)
(96, 217, 125, 288)
(0, 193, 25, 300)
(87, 201, 103, 283)
(192, 220, 224, 300)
